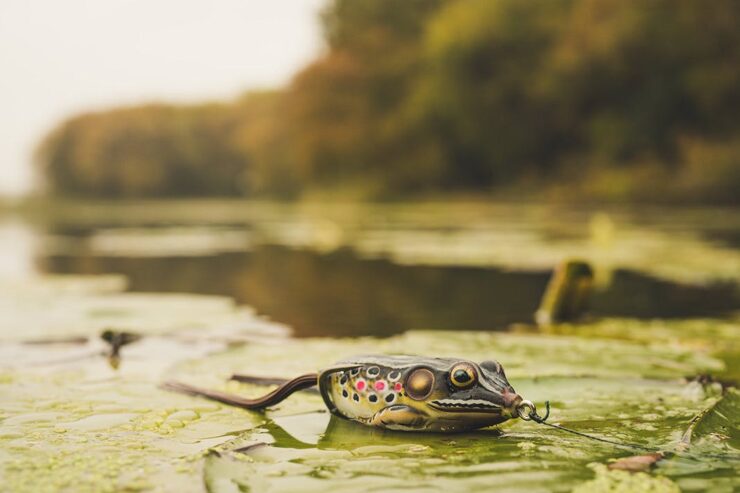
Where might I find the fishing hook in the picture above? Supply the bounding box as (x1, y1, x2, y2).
(516, 399, 550, 422)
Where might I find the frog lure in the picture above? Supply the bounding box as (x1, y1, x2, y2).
(164, 355, 548, 432)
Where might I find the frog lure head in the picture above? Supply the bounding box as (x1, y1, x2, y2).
(163, 354, 539, 433)
(320, 355, 529, 432)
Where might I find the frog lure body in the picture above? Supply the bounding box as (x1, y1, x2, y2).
(164, 355, 532, 432)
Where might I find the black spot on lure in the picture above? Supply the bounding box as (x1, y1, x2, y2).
(164, 355, 537, 432)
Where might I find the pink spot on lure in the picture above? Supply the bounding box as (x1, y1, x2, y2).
(356, 380, 366, 391)
(394, 382, 403, 392)
(374, 380, 386, 392)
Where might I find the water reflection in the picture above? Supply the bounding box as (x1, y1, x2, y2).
(38, 244, 738, 337)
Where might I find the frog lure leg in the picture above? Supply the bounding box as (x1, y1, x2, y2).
(163, 373, 319, 410)
(164, 355, 533, 432)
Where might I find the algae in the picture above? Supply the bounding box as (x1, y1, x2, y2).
(573, 464, 680, 493)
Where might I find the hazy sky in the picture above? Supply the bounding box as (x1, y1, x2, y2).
(0, 0, 326, 196)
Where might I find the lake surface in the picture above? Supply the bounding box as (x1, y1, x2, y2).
(1, 200, 738, 492)
(5, 200, 740, 336)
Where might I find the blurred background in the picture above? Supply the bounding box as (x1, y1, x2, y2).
(1, 0, 738, 336)
(5, 0, 739, 203)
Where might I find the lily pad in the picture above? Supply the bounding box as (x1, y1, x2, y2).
(197, 373, 709, 493)
(681, 388, 740, 450)
(0, 346, 264, 493)
(171, 329, 725, 383)
(0, 275, 290, 492)
(0, 275, 288, 342)
(3, 292, 734, 493)
(170, 330, 730, 492)
(543, 317, 740, 380)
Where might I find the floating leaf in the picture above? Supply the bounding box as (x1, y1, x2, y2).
(680, 388, 740, 451)
(608, 453, 664, 472)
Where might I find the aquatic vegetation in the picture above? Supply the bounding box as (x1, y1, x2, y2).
(1, 274, 737, 491)
(0, 278, 282, 492)
(25, 200, 740, 286)
(0, 205, 738, 491)
(0, 275, 288, 343)
(545, 317, 740, 380)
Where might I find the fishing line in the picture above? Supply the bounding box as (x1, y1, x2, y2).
(519, 400, 656, 452)
(519, 400, 740, 461)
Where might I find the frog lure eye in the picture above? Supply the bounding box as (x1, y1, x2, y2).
(164, 354, 541, 432)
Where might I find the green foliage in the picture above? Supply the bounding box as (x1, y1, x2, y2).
(414, 0, 740, 192)
(35, 0, 740, 202)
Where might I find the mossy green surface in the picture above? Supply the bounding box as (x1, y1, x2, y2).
(1, 281, 737, 492)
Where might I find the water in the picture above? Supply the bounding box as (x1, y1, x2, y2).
(1, 200, 738, 492)
(40, 245, 739, 337)
(7, 200, 740, 336)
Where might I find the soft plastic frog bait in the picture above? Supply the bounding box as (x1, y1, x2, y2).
(165, 355, 738, 469)
(165, 354, 542, 432)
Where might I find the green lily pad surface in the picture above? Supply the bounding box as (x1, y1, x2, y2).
(1, 277, 737, 492)
(172, 330, 737, 492)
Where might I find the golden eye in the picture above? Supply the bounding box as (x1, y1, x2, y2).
(450, 363, 477, 388)
(405, 368, 435, 400)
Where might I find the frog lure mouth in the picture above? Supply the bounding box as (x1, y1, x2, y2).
(164, 355, 548, 432)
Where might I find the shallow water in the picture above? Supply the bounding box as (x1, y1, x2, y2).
(17, 200, 740, 336)
(0, 200, 738, 492)
(33, 245, 737, 337)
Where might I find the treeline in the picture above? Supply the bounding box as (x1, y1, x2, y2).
(36, 0, 740, 202)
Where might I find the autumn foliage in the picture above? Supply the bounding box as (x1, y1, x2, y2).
(36, 0, 740, 202)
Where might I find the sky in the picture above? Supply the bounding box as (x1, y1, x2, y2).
(0, 0, 326, 196)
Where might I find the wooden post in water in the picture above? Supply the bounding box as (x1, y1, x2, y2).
(535, 260, 594, 326)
